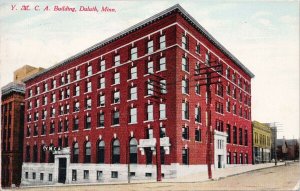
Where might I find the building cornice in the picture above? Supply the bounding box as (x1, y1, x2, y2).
(23, 4, 254, 83)
(1, 82, 25, 96)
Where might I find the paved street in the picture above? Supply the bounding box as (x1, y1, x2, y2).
(6, 162, 300, 191)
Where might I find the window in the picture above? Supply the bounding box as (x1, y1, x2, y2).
(83, 170, 89, 179)
(215, 101, 224, 114)
(49, 174, 53, 181)
(64, 136, 68, 146)
(44, 83, 48, 92)
(147, 40, 153, 53)
(146, 104, 153, 121)
(147, 80, 154, 96)
(159, 103, 166, 119)
(113, 91, 120, 103)
(182, 126, 189, 140)
(239, 153, 243, 164)
(129, 86, 137, 100)
(51, 93, 56, 103)
(87, 65, 92, 76)
(75, 70, 80, 80)
(129, 108, 137, 124)
(114, 55, 120, 66)
(233, 88, 237, 99)
(159, 35, 166, 49)
(112, 139, 120, 164)
(111, 171, 118, 178)
(195, 129, 201, 142)
(43, 96, 47, 105)
(233, 152, 237, 164)
(36, 86, 40, 94)
(33, 144, 38, 162)
(29, 89, 32, 97)
(182, 57, 189, 72)
(85, 116, 91, 129)
(244, 129, 248, 146)
(86, 81, 92, 92)
(59, 105, 64, 115)
(48, 144, 54, 163)
(52, 79, 56, 89)
(226, 100, 231, 112)
(147, 61, 154, 74)
(160, 124, 166, 138)
(239, 128, 243, 145)
(100, 60, 105, 71)
(72, 142, 79, 163)
(182, 78, 189, 94)
(245, 154, 248, 164)
(205, 52, 210, 65)
(40, 173, 44, 181)
(97, 171, 103, 180)
(66, 74, 70, 84)
(58, 137, 63, 147)
(74, 101, 80, 112)
(98, 112, 105, 127)
(32, 172, 36, 180)
(65, 104, 70, 114)
(74, 85, 80, 96)
(130, 47, 137, 60)
(112, 110, 120, 125)
(59, 90, 64, 100)
(72, 170, 77, 181)
(233, 126, 237, 144)
(99, 95, 105, 107)
(25, 172, 28, 179)
(130, 66, 137, 79)
(196, 43, 200, 54)
(51, 108, 55, 117)
(99, 77, 105, 89)
(226, 85, 231, 95)
(216, 84, 223, 97)
(65, 88, 70, 98)
(227, 124, 231, 143)
(84, 141, 91, 163)
(146, 128, 153, 139)
(73, 118, 79, 131)
(85, 98, 92, 110)
(216, 119, 224, 131)
(50, 122, 55, 134)
(227, 152, 231, 164)
(41, 124, 46, 135)
(25, 145, 30, 162)
(159, 57, 166, 71)
(182, 101, 189, 120)
(195, 106, 201, 123)
(160, 80, 167, 94)
(97, 140, 105, 163)
(233, 104, 237, 115)
(34, 112, 39, 121)
(195, 82, 200, 94)
(61, 76, 65, 85)
(129, 138, 138, 164)
(182, 34, 188, 49)
(182, 148, 189, 165)
(113, 72, 120, 85)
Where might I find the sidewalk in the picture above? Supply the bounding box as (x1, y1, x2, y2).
(164, 162, 285, 183)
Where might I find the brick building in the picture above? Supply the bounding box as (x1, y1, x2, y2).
(1, 65, 43, 188)
(21, 4, 254, 185)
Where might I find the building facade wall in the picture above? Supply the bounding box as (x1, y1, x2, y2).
(22, 6, 253, 185)
(1, 92, 25, 187)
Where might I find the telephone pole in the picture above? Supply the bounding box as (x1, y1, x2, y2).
(195, 60, 222, 179)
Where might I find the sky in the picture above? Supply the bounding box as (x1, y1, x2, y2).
(0, 0, 299, 139)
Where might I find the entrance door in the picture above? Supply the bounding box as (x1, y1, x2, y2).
(58, 158, 67, 183)
(218, 155, 222, 168)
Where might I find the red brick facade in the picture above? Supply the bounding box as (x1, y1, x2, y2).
(23, 5, 253, 173)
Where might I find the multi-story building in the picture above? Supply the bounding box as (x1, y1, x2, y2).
(1, 65, 43, 188)
(252, 121, 272, 163)
(21, 4, 254, 185)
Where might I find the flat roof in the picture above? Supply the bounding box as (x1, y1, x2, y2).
(23, 4, 254, 83)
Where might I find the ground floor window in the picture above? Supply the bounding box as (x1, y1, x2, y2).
(239, 153, 243, 164)
(145, 147, 153, 164)
(40, 173, 44, 181)
(227, 152, 231, 164)
(25, 172, 28, 179)
(233, 152, 237, 164)
(48, 174, 52, 181)
(145, 173, 152, 177)
(32, 172, 36, 179)
(83, 170, 89, 179)
(111, 171, 118, 178)
(97, 171, 103, 180)
(72, 170, 77, 181)
(182, 148, 189, 165)
(245, 154, 248, 164)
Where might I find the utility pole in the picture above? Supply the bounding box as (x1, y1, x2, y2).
(147, 73, 166, 182)
(195, 60, 222, 179)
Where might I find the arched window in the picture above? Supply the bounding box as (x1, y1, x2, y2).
(33, 144, 38, 162)
(73, 142, 79, 163)
(48, 143, 54, 163)
(25, 145, 30, 162)
(97, 140, 105, 163)
(84, 141, 91, 163)
(129, 138, 138, 164)
(40, 145, 46, 163)
(112, 139, 120, 164)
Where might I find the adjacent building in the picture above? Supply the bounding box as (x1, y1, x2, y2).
(1, 65, 43, 187)
(252, 121, 272, 163)
(276, 137, 299, 161)
(21, 4, 254, 185)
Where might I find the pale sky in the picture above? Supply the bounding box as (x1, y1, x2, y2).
(0, 1, 299, 139)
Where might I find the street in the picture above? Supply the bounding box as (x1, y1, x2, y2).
(8, 162, 300, 191)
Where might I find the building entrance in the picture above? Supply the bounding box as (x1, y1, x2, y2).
(58, 158, 67, 183)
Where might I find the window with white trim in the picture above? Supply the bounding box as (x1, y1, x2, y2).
(130, 86, 137, 100)
(159, 57, 166, 71)
(146, 104, 153, 121)
(129, 107, 137, 124)
(99, 77, 105, 89)
(100, 60, 105, 71)
(159, 35, 166, 49)
(113, 73, 120, 85)
(147, 61, 154, 74)
(147, 40, 153, 53)
(99, 95, 105, 107)
(131, 47, 137, 60)
(114, 55, 120, 66)
(130, 66, 137, 80)
(159, 103, 166, 119)
(75, 70, 80, 80)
